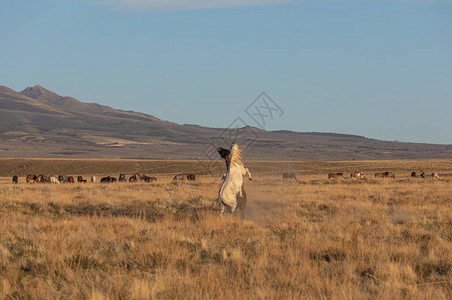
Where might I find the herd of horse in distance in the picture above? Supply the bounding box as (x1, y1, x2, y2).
(283, 170, 441, 180)
(7, 170, 441, 184)
(324, 170, 441, 179)
(10, 172, 196, 184)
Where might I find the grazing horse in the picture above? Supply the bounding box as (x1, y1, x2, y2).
(328, 173, 343, 179)
(129, 173, 140, 182)
(216, 143, 252, 215)
(39, 175, 50, 183)
(118, 174, 127, 182)
(173, 174, 184, 181)
(36, 174, 49, 183)
(49, 176, 60, 184)
(411, 172, 417, 178)
(35, 175, 42, 183)
(141, 175, 156, 183)
(77, 176, 87, 183)
(12, 176, 18, 184)
(101, 176, 112, 183)
(26, 174, 37, 183)
(432, 172, 440, 178)
(186, 174, 196, 181)
(68, 176, 75, 183)
(375, 172, 395, 178)
(375, 172, 389, 178)
(91, 176, 96, 183)
(420, 171, 425, 178)
(59, 175, 69, 183)
(351, 172, 365, 178)
(283, 173, 296, 180)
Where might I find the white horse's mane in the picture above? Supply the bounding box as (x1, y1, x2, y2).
(229, 143, 242, 166)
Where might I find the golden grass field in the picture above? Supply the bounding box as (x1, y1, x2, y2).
(0, 159, 451, 299)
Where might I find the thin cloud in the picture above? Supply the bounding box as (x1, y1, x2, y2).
(100, 0, 293, 11)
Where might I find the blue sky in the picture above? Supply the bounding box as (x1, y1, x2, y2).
(1, 0, 451, 144)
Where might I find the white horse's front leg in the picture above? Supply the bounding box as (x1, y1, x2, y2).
(244, 168, 252, 180)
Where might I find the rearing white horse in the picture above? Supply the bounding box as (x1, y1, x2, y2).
(217, 143, 252, 214)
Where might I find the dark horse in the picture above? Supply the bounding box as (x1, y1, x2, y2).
(119, 174, 127, 182)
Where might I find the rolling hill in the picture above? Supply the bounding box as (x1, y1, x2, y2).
(0, 85, 451, 160)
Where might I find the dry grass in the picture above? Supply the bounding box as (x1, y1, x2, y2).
(0, 160, 451, 299)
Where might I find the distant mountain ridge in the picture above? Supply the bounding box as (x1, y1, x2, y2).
(0, 84, 451, 160)
(19, 85, 163, 122)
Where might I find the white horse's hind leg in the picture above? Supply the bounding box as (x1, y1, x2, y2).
(230, 203, 237, 214)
